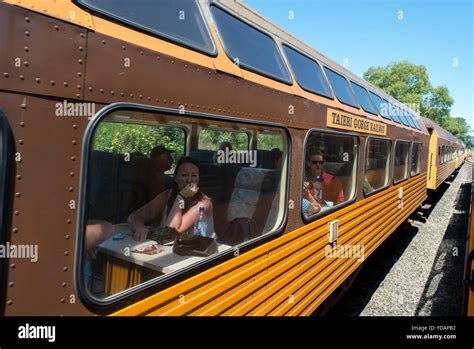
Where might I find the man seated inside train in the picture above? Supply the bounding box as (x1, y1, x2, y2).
(148, 145, 174, 200)
(213, 141, 233, 165)
(302, 150, 345, 216)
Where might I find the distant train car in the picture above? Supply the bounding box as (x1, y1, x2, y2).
(456, 141, 466, 169)
(422, 117, 458, 191)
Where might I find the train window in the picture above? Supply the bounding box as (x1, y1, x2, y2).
(411, 143, 422, 176)
(210, 5, 292, 84)
(393, 141, 410, 182)
(350, 82, 378, 115)
(323, 67, 359, 108)
(404, 111, 417, 128)
(302, 131, 358, 219)
(281, 44, 332, 98)
(394, 103, 410, 126)
(369, 92, 391, 120)
(409, 114, 420, 129)
(81, 107, 288, 300)
(411, 116, 422, 130)
(407, 113, 418, 129)
(76, 0, 216, 55)
(364, 138, 391, 195)
(384, 100, 402, 124)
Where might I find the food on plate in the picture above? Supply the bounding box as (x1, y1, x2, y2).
(131, 243, 164, 255)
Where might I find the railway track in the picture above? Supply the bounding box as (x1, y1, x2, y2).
(328, 162, 471, 316)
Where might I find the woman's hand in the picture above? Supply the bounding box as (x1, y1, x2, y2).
(303, 188, 312, 200)
(179, 183, 199, 199)
(303, 181, 311, 191)
(133, 226, 149, 242)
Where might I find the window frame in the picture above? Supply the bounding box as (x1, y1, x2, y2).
(411, 115, 422, 130)
(410, 142, 422, 177)
(322, 66, 360, 109)
(392, 139, 411, 184)
(281, 43, 334, 99)
(363, 136, 392, 197)
(403, 111, 417, 129)
(0, 110, 13, 316)
(384, 99, 402, 124)
(74, 0, 218, 56)
(209, 3, 293, 85)
(301, 128, 359, 223)
(76, 102, 292, 308)
(350, 81, 378, 116)
(369, 91, 391, 120)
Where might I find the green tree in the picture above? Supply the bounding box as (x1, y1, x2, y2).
(93, 122, 185, 162)
(423, 86, 454, 125)
(443, 117, 472, 145)
(363, 61, 431, 107)
(363, 61, 455, 125)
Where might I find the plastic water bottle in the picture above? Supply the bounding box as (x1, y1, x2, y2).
(194, 204, 208, 237)
(314, 175, 322, 201)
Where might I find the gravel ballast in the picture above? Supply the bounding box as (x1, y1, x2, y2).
(328, 163, 471, 316)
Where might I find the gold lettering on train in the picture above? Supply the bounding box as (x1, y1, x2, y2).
(327, 108, 386, 136)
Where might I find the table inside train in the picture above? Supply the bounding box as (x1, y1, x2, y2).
(97, 224, 231, 295)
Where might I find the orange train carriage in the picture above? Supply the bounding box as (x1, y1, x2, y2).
(457, 140, 467, 169)
(0, 0, 464, 316)
(422, 117, 460, 191)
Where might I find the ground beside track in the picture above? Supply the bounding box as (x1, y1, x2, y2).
(328, 162, 471, 316)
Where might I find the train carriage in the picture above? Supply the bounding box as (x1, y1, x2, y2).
(456, 141, 466, 169)
(0, 0, 462, 316)
(422, 117, 458, 191)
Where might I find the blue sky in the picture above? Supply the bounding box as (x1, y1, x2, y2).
(244, 0, 474, 130)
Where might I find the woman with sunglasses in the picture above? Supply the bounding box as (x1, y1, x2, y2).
(303, 150, 345, 216)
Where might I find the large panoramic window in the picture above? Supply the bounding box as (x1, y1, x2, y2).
(411, 143, 422, 176)
(210, 5, 292, 83)
(394, 141, 410, 182)
(77, 0, 216, 54)
(81, 107, 288, 300)
(364, 138, 391, 195)
(302, 131, 358, 219)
